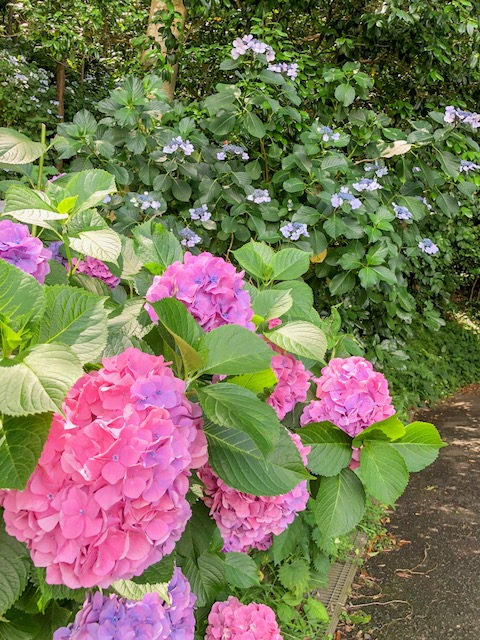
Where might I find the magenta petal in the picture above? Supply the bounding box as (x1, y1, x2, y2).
(101, 460, 125, 484)
(123, 476, 146, 499)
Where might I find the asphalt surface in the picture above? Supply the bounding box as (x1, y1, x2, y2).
(341, 389, 480, 640)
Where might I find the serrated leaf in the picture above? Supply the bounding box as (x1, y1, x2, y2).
(178, 552, 225, 608)
(266, 321, 327, 362)
(200, 325, 274, 375)
(315, 469, 365, 537)
(360, 441, 409, 504)
(112, 579, 170, 605)
(278, 559, 310, 595)
(380, 140, 412, 157)
(300, 422, 353, 476)
(204, 422, 310, 496)
(0, 260, 45, 327)
(228, 369, 277, 394)
(0, 519, 30, 616)
(68, 229, 122, 264)
(252, 290, 292, 321)
(198, 383, 280, 456)
(63, 169, 116, 213)
(352, 414, 406, 447)
(33, 285, 108, 364)
(107, 298, 151, 339)
(328, 271, 356, 296)
(133, 220, 183, 272)
(234, 241, 273, 280)
(0, 610, 40, 640)
(4, 185, 67, 229)
(224, 553, 260, 588)
(132, 554, 175, 586)
(0, 128, 45, 164)
(270, 248, 310, 280)
(391, 421, 446, 472)
(0, 344, 83, 416)
(271, 517, 306, 565)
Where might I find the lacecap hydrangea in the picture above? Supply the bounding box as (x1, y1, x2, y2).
(198, 432, 310, 553)
(0, 219, 51, 283)
(205, 597, 282, 640)
(145, 252, 255, 332)
(54, 568, 195, 640)
(0, 348, 207, 588)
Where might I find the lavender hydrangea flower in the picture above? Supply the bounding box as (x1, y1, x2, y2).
(163, 136, 195, 156)
(418, 238, 439, 255)
(179, 228, 202, 247)
(317, 125, 341, 142)
(130, 193, 162, 211)
(331, 187, 362, 210)
(416, 196, 433, 211)
(0, 219, 51, 283)
(247, 189, 271, 204)
(352, 177, 383, 192)
(412, 166, 421, 173)
(364, 163, 388, 177)
(189, 204, 211, 222)
(216, 144, 249, 161)
(280, 221, 309, 240)
(459, 160, 480, 173)
(444, 106, 480, 130)
(267, 62, 299, 80)
(393, 203, 413, 220)
(103, 195, 111, 204)
(231, 34, 275, 62)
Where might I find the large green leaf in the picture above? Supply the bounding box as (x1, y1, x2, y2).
(204, 422, 310, 496)
(352, 414, 406, 447)
(270, 248, 310, 280)
(0, 518, 31, 616)
(252, 289, 292, 321)
(234, 241, 274, 280)
(33, 285, 108, 364)
(228, 369, 277, 394)
(0, 611, 39, 640)
(132, 554, 175, 586)
(32, 603, 72, 640)
(200, 325, 274, 375)
(4, 185, 67, 229)
(178, 552, 225, 608)
(0, 344, 83, 416)
(224, 553, 260, 588)
(198, 383, 280, 456)
(391, 421, 446, 472)
(68, 229, 122, 264)
(315, 469, 365, 537)
(360, 441, 409, 504)
(0, 260, 45, 327)
(62, 169, 116, 213)
(266, 321, 327, 362)
(107, 298, 151, 340)
(300, 422, 353, 476)
(243, 111, 266, 138)
(0, 128, 45, 164)
(133, 220, 183, 273)
(0, 413, 52, 489)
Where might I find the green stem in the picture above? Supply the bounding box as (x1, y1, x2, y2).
(36, 123, 47, 191)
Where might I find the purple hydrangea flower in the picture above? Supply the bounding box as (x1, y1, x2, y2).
(0, 219, 51, 283)
(179, 229, 202, 248)
(393, 202, 413, 220)
(231, 34, 275, 61)
(331, 187, 362, 210)
(103, 195, 111, 204)
(216, 143, 249, 161)
(165, 567, 196, 639)
(352, 177, 382, 192)
(444, 106, 480, 130)
(280, 221, 309, 240)
(189, 204, 211, 222)
(317, 125, 340, 142)
(267, 62, 299, 80)
(418, 238, 439, 255)
(364, 163, 388, 177)
(416, 196, 433, 211)
(247, 189, 271, 204)
(163, 136, 194, 156)
(459, 160, 480, 173)
(130, 193, 162, 211)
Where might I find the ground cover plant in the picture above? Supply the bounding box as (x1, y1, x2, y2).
(0, 123, 447, 639)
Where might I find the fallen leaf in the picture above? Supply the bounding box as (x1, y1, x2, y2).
(395, 570, 413, 579)
(310, 249, 327, 264)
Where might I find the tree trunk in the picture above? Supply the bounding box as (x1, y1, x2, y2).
(145, 0, 186, 100)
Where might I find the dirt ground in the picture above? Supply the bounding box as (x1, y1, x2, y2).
(337, 387, 480, 640)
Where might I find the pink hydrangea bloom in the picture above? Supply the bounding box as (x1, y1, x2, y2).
(205, 597, 282, 640)
(72, 256, 120, 288)
(198, 432, 309, 553)
(267, 318, 282, 329)
(1, 348, 207, 589)
(300, 356, 394, 438)
(54, 567, 196, 640)
(0, 219, 51, 283)
(145, 252, 254, 332)
(267, 354, 311, 420)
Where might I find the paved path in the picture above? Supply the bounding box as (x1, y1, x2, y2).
(343, 389, 480, 639)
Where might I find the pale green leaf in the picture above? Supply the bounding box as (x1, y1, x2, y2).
(200, 325, 274, 375)
(68, 229, 122, 264)
(224, 553, 260, 588)
(266, 320, 327, 361)
(391, 421, 446, 472)
(0, 128, 45, 164)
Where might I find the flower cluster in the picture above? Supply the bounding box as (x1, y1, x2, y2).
(393, 202, 413, 220)
(267, 354, 311, 420)
(72, 256, 120, 289)
(418, 238, 439, 255)
(268, 62, 299, 80)
(0, 220, 51, 283)
(179, 228, 202, 248)
(231, 35, 275, 62)
(301, 356, 395, 438)
(217, 143, 249, 161)
(352, 177, 382, 192)
(1, 348, 207, 588)
(163, 136, 195, 156)
(145, 252, 255, 332)
(129, 192, 162, 211)
(280, 221, 309, 241)
(247, 189, 271, 204)
(364, 163, 388, 177)
(205, 597, 282, 640)
(198, 432, 310, 552)
(459, 159, 480, 173)
(189, 204, 211, 222)
(331, 187, 362, 210)
(416, 196, 433, 211)
(317, 125, 340, 142)
(54, 568, 195, 640)
(444, 106, 480, 130)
